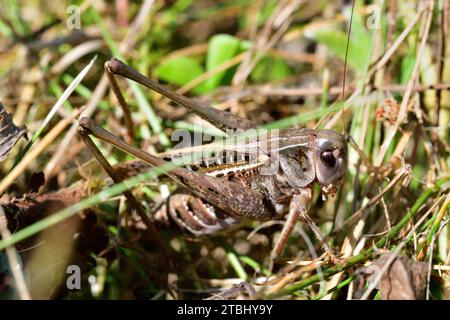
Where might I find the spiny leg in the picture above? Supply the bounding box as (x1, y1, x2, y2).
(269, 196, 303, 272)
(299, 207, 342, 265)
(77, 126, 175, 270)
(270, 189, 341, 270)
(105, 58, 256, 131)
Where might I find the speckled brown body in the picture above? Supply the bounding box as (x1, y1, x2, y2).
(78, 58, 348, 262)
(115, 128, 348, 236)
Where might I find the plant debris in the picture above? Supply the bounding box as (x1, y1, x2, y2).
(0, 103, 27, 162)
(355, 252, 429, 300)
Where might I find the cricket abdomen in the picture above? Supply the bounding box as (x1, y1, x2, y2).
(152, 169, 294, 236)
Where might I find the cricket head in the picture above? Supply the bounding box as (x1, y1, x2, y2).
(275, 128, 347, 194)
(314, 130, 348, 196)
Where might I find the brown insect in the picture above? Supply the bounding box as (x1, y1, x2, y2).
(77, 58, 348, 269)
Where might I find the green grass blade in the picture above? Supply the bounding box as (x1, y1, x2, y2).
(227, 251, 248, 281)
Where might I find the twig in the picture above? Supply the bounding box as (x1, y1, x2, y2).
(337, 164, 412, 232)
(219, 82, 450, 100)
(0, 206, 31, 300)
(232, 0, 302, 86)
(380, 191, 392, 232)
(368, 7, 425, 76)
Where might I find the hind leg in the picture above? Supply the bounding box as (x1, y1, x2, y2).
(154, 191, 239, 235)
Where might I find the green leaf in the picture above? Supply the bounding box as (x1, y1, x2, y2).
(305, 8, 372, 74)
(205, 34, 242, 90)
(250, 56, 292, 83)
(155, 57, 208, 94)
(306, 27, 370, 73)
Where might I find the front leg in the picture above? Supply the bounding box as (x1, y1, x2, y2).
(270, 188, 340, 270)
(270, 189, 311, 270)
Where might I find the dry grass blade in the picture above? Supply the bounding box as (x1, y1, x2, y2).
(368, 7, 425, 76)
(50, 40, 103, 74)
(232, 0, 302, 87)
(375, 1, 434, 166)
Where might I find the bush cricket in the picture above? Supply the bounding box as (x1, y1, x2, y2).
(77, 58, 348, 270)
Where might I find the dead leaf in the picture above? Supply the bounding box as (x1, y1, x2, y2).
(0, 187, 109, 299)
(0, 186, 109, 254)
(0, 102, 27, 161)
(357, 252, 429, 300)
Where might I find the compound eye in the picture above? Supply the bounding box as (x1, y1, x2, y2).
(320, 150, 336, 167)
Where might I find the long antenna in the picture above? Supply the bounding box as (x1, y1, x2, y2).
(342, 0, 356, 135)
